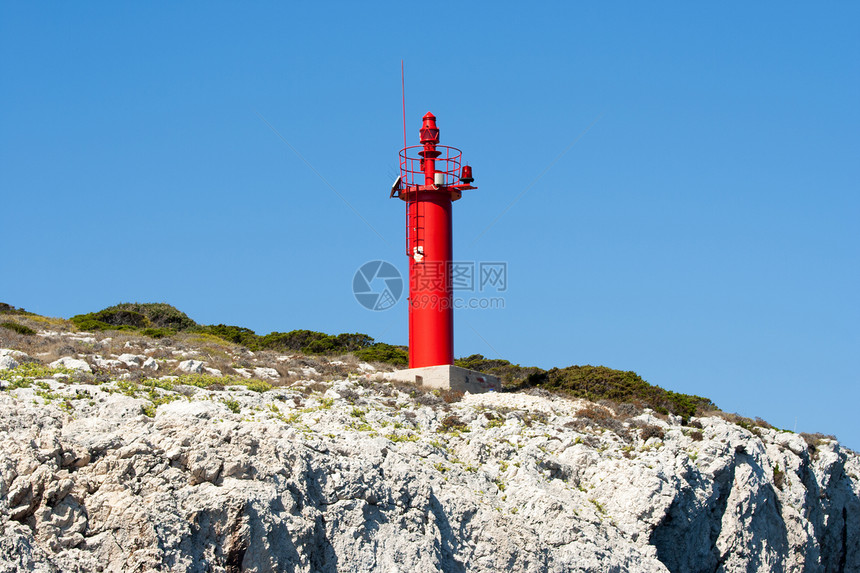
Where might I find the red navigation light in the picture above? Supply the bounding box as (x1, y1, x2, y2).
(460, 165, 474, 184)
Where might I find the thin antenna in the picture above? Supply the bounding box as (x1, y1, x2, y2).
(401, 60, 407, 150)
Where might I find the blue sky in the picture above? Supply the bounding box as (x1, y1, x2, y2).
(2, 3, 858, 448)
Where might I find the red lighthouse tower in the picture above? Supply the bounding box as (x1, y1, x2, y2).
(392, 113, 476, 368)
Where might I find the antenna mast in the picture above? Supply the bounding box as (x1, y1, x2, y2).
(401, 60, 407, 151)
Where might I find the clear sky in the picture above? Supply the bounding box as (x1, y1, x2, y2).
(2, 3, 858, 448)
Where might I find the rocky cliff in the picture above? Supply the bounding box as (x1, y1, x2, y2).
(0, 331, 857, 572)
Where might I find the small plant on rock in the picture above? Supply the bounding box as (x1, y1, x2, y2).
(222, 398, 241, 414)
(439, 414, 468, 434)
(773, 464, 785, 490)
(0, 321, 36, 335)
(640, 424, 665, 441)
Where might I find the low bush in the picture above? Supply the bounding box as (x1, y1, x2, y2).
(0, 363, 73, 387)
(140, 328, 174, 339)
(573, 404, 628, 437)
(773, 464, 785, 490)
(416, 392, 445, 408)
(524, 365, 716, 423)
(800, 432, 836, 459)
(0, 322, 36, 335)
(640, 424, 666, 441)
(194, 324, 259, 348)
(455, 354, 543, 388)
(0, 303, 34, 315)
(354, 343, 408, 366)
(104, 303, 196, 330)
(439, 414, 468, 433)
(70, 303, 196, 333)
(258, 330, 376, 356)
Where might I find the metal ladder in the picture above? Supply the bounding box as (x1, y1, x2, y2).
(407, 192, 425, 261)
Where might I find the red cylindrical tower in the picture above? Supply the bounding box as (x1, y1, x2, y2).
(393, 113, 476, 368)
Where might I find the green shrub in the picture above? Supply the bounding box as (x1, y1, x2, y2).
(1, 363, 72, 387)
(70, 303, 196, 333)
(258, 330, 375, 355)
(259, 330, 329, 352)
(70, 315, 140, 332)
(525, 365, 716, 423)
(354, 343, 408, 366)
(773, 464, 785, 490)
(71, 309, 148, 329)
(140, 327, 175, 339)
(105, 303, 196, 330)
(193, 324, 260, 349)
(0, 303, 34, 315)
(455, 354, 543, 388)
(0, 321, 36, 335)
(244, 380, 272, 393)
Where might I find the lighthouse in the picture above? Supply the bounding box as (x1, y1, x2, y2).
(389, 113, 500, 392)
(392, 112, 475, 368)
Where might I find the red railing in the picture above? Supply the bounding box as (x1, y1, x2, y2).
(398, 145, 464, 188)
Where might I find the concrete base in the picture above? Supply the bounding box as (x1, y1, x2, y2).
(384, 364, 501, 394)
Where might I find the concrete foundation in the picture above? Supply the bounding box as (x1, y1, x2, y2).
(384, 364, 501, 394)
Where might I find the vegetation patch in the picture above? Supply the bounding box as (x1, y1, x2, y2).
(7, 301, 727, 426)
(639, 424, 666, 441)
(354, 343, 408, 366)
(386, 432, 419, 443)
(140, 374, 272, 393)
(459, 355, 716, 423)
(0, 303, 35, 316)
(0, 321, 36, 335)
(509, 363, 716, 423)
(455, 354, 543, 387)
(67, 303, 409, 366)
(222, 398, 241, 414)
(1, 363, 73, 388)
(773, 464, 785, 490)
(800, 432, 836, 460)
(439, 414, 468, 433)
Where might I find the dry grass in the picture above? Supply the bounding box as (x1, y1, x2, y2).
(0, 330, 100, 364)
(569, 402, 632, 440)
(638, 424, 665, 441)
(800, 432, 837, 459)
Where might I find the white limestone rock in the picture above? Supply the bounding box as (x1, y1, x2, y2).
(0, 348, 29, 359)
(48, 357, 92, 373)
(0, 361, 856, 572)
(253, 367, 280, 380)
(0, 349, 31, 371)
(178, 359, 205, 374)
(116, 353, 144, 367)
(142, 357, 159, 371)
(172, 350, 199, 358)
(92, 355, 123, 369)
